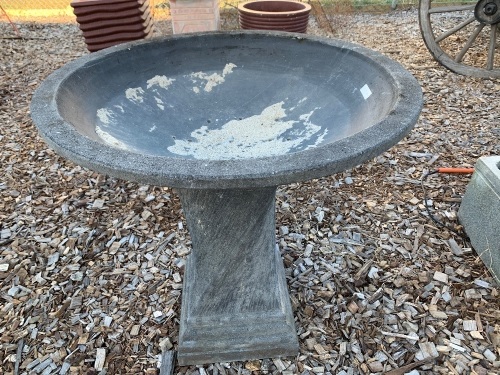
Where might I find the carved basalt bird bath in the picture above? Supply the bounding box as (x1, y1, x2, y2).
(31, 31, 422, 365)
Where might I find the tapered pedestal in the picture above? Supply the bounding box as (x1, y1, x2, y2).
(176, 187, 298, 365)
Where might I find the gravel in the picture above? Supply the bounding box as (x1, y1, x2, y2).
(1, 8, 499, 375)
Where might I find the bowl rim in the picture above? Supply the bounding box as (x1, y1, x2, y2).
(30, 30, 422, 189)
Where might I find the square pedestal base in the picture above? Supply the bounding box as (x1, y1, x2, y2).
(178, 246, 298, 365)
(176, 187, 298, 365)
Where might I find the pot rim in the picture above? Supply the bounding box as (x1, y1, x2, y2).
(238, 0, 312, 16)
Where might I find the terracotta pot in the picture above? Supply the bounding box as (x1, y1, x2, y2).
(75, 1, 150, 24)
(71, 0, 148, 17)
(71, 0, 153, 52)
(239, 21, 307, 33)
(238, 0, 311, 33)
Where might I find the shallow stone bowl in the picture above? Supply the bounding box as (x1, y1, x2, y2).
(31, 31, 422, 189)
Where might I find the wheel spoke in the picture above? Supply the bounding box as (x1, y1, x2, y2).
(428, 5, 475, 14)
(455, 23, 485, 62)
(435, 16, 476, 43)
(487, 24, 497, 70)
(419, 0, 500, 77)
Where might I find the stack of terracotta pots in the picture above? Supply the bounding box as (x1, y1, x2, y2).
(71, 0, 153, 52)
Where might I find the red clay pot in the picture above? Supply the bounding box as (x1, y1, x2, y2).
(77, 13, 150, 31)
(71, 0, 153, 52)
(84, 21, 153, 45)
(75, 1, 150, 24)
(238, 0, 311, 33)
(71, 0, 148, 17)
(81, 15, 152, 38)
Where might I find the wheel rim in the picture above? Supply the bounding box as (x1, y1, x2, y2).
(419, 0, 500, 77)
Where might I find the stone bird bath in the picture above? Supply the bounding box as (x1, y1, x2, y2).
(31, 31, 422, 365)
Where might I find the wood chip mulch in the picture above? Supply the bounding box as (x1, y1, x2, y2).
(1, 9, 499, 375)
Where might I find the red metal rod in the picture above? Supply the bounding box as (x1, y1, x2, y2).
(0, 4, 21, 38)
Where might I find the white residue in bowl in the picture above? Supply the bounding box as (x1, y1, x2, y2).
(97, 108, 113, 124)
(125, 87, 145, 103)
(190, 63, 237, 93)
(167, 100, 326, 160)
(95, 125, 135, 152)
(147, 75, 175, 89)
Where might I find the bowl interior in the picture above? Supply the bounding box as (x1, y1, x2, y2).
(55, 34, 397, 161)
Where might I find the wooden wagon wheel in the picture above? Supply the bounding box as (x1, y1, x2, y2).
(419, 0, 500, 78)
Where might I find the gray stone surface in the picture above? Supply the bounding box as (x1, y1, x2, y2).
(458, 156, 500, 284)
(176, 187, 298, 365)
(30, 31, 422, 189)
(30, 31, 423, 365)
(159, 351, 175, 375)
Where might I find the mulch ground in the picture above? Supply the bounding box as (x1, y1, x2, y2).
(1, 8, 499, 375)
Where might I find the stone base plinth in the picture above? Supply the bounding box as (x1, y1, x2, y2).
(170, 0, 220, 34)
(458, 156, 500, 284)
(176, 187, 298, 365)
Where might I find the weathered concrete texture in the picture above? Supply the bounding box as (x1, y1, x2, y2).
(159, 351, 175, 375)
(30, 32, 422, 189)
(176, 187, 298, 365)
(30, 32, 423, 365)
(458, 156, 500, 284)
